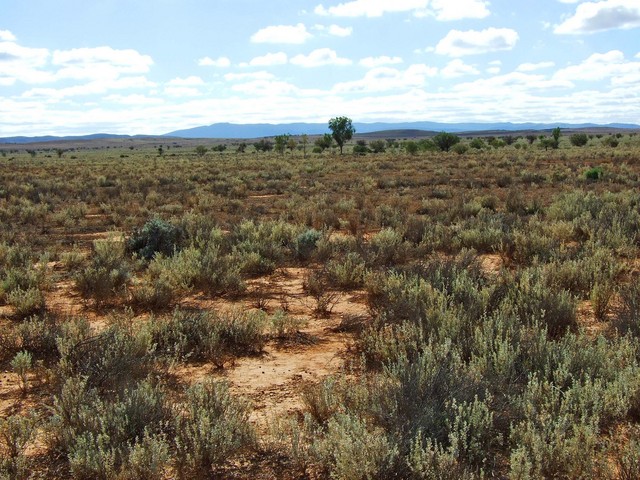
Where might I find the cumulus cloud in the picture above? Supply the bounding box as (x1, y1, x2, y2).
(453, 72, 573, 94)
(555, 0, 640, 34)
(435, 28, 519, 56)
(290, 48, 352, 67)
(359, 56, 403, 68)
(315, 0, 427, 17)
(416, 0, 490, 20)
(516, 61, 556, 72)
(224, 71, 276, 81)
(334, 64, 436, 93)
(553, 50, 640, 83)
(315, 0, 489, 20)
(328, 24, 353, 36)
(440, 59, 480, 78)
(231, 79, 299, 96)
(198, 56, 231, 67)
(250, 23, 312, 44)
(248, 52, 288, 67)
(0, 30, 16, 41)
(166, 76, 204, 87)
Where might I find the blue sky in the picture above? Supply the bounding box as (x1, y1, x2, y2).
(1, 0, 639, 136)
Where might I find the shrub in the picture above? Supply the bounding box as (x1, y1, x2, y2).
(432, 132, 460, 152)
(0, 414, 36, 480)
(585, 166, 604, 181)
(147, 309, 221, 363)
(10, 350, 32, 393)
(55, 318, 153, 391)
(75, 239, 130, 304)
(50, 377, 171, 479)
(127, 218, 184, 260)
(309, 413, 397, 480)
(570, 133, 588, 147)
(269, 309, 307, 340)
(500, 268, 577, 337)
(326, 252, 367, 290)
(294, 228, 322, 262)
(6, 287, 45, 318)
(174, 380, 255, 477)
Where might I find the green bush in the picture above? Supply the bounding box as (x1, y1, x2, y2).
(569, 133, 588, 147)
(174, 380, 255, 477)
(585, 166, 604, 181)
(127, 218, 184, 260)
(6, 286, 45, 318)
(55, 318, 153, 391)
(50, 377, 171, 479)
(75, 239, 130, 304)
(0, 414, 36, 480)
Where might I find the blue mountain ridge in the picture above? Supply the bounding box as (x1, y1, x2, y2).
(1, 122, 638, 143)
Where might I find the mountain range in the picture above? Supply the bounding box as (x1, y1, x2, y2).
(1, 121, 639, 144)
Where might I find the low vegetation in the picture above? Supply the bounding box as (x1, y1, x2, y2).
(0, 128, 640, 478)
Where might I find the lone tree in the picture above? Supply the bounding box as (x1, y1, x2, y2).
(328, 116, 355, 155)
(432, 132, 460, 152)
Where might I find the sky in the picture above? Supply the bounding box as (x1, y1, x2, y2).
(1, 0, 640, 136)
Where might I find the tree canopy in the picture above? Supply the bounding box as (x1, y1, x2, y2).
(328, 116, 355, 155)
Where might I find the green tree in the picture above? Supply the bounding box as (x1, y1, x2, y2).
(253, 139, 273, 152)
(369, 140, 386, 153)
(432, 132, 460, 152)
(328, 116, 355, 155)
(314, 133, 333, 152)
(194, 145, 208, 157)
(570, 133, 588, 147)
(404, 141, 419, 155)
(287, 137, 297, 153)
(274, 134, 290, 155)
(301, 134, 309, 158)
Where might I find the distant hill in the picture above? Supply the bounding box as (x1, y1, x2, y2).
(2, 121, 639, 144)
(0, 133, 160, 145)
(164, 121, 640, 139)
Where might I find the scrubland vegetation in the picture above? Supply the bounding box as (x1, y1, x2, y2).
(1, 130, 640, 478)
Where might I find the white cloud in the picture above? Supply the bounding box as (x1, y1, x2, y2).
(167, 76, 205, 86)
(555, 0, 640, 34)
(224, 71, 276, 81)
(250, 23, 312, 44)
(359, 56, 403, 68)
(441, 59, 479, 78)
(453, 72, 574, 93)
(164, 86, 201, 97)
(435, 28, 519, 56)
(104, 94, 163, 105)
(0, 30, 16, 41)
(198, 56, 231, 67)
(231, 79, 299, 97)
(416, 0, 490, 21)
(328, 24, 353, 36)
(315, 0, 428, 17)
(0, 40, 51, 84)
(334, 64, 436, 93)
(553, 50, 640, 83)
(22, 76, 155, 100)
(315, 0, 489, 20)
(290, 48, 352, 67)
(249, 52, 288, 67)
(517, 61, 556, 72)
(487, 60, 502, 74)
(52, 47, 152, 74)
